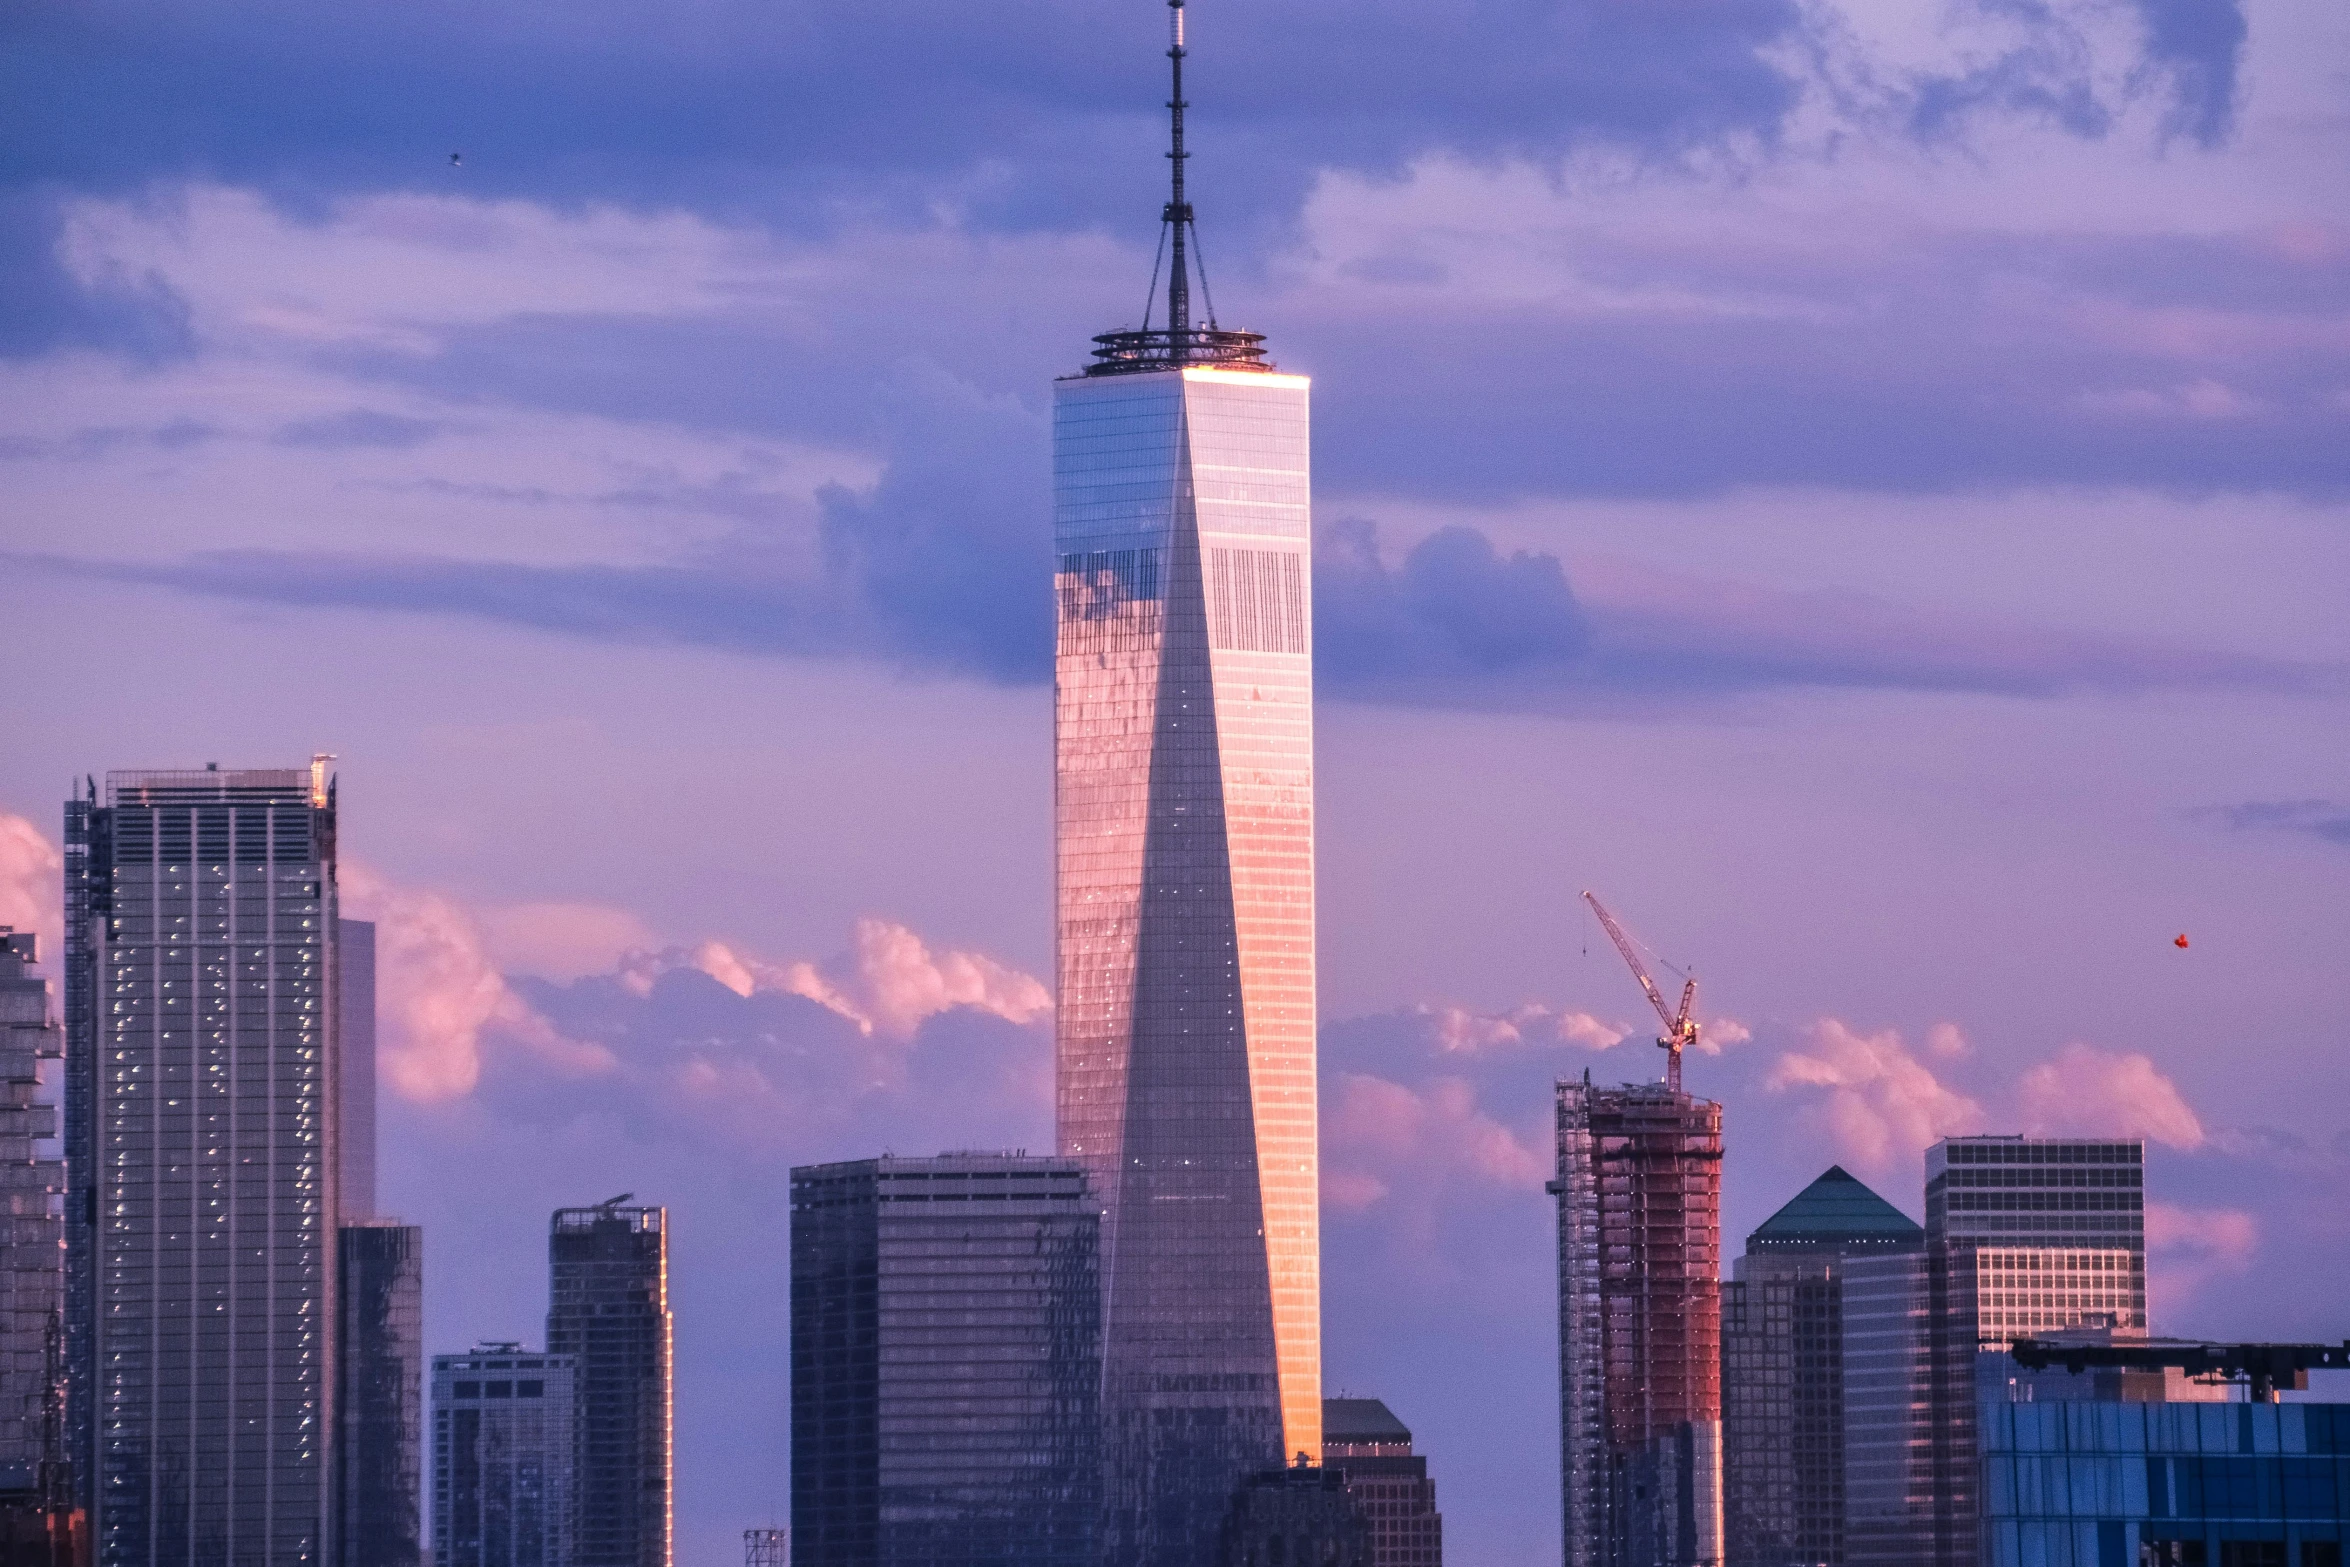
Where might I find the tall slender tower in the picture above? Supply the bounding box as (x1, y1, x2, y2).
(1054, 3, 1318, 1560)
(63, 762, 355, 1563)
(547, 1200, 671, 1567)
(1552, 1074, 1725, 1567)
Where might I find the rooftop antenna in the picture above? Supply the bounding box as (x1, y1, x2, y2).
(1082, 0, 1269, 375)
(1165, 0, 1192, 348)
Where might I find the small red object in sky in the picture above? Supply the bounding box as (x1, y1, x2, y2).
(2174, 934, 2190, 949)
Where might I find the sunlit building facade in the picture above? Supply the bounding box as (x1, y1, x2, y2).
(1053, 353, 1319, 1563)
(1554, 1075, 1725, 1567)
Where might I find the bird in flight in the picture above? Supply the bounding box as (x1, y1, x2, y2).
(449, 152, 463, 167)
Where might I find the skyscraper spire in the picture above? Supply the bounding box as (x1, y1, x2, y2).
(1164, 0, 1191, 345)
(1083, 0, 1272, 375)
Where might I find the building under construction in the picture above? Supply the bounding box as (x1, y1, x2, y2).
(1553, 1075, 1725, 1567)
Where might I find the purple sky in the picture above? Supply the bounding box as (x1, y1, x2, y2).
(2, 0, 2347, 1560)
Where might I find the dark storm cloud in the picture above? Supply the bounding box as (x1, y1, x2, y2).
(2189, 799, 2350, 847)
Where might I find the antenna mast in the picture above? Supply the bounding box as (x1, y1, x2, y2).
(1080, 0, 1270, 375)
(1165, 0, 1191, 347)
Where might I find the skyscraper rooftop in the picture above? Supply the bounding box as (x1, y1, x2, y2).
(1745, 1165, 1925, 1254)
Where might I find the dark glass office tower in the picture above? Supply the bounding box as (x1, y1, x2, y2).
(1218, 1464, 1371, 1567)
(548, 1201, 671, 1567)
(64, 762, 352, 1564)
(338, 1221, 423, 1566)
(1720, 1165, 1923, 1567)
(1054, 7, 1319, 1561)
(0, 929, 75, 1562)
(1553, 1075, 1725, 1567)
(432, 1344, 577, 1567)
(790, 1155, 1101, 1567)
(1321, 1398, 1442, 1567)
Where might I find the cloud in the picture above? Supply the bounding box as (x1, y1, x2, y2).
(271, 408, 439, 450)
(1324, 1072, 1550, 1214)
(1425, 1002, 1626, 1056)
(1926, 1022, 1971, 1058)
(1766, 1019, 1987, 1171)
(1316, 520, 1592, 695)
(0, 814, 63, 963)
(478, 901, 660, 982)
(341, 862, 613, 1102)
(2128, 0, 2248, 147)
(2192, 799, 2350, 848)
(22, 517, 2327, 715)
(617, 918, 1050, 1041)
(2017, 1042, 2204, 1148)
(2145, 1199, 2259, 1318)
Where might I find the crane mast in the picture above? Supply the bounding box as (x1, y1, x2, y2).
(1581, 890, 1699, 1094)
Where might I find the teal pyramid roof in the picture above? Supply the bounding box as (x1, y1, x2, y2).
(1747, 1165, 1923, 1252)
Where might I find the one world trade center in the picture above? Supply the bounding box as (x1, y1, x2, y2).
(1052, 2, 1319, 1560)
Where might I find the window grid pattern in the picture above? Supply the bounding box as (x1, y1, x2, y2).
(88, 776, 339, 1564)
(546, 1206, 670, 1567)
(0, 928, 68, 1498)
(1052, 367, 1317, 1566)
(1980, 1400, 2350, 1567)
(431, 1349, 575, 1567)
(789, 1158, 1101, 1567)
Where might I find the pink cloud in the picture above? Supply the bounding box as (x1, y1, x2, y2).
(342, 862, 612, 1103)
(1323, 1072, 1549, 1213)
(1426, 1002, 1626, 1055)
(2017, 1042, 2204, 1148)
(1767, 1019, 1987, 1172)
(616, 918, 1049, 1041)
(0, 814, 63, 962)
(2145, 1200, 2260, 1324)
(479, 901, 659, 981)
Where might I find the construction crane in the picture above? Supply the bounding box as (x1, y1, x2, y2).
(1581, 890, 1698, 1094)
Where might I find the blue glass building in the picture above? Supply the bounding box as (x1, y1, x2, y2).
(1980, 1399, 2347, 1567)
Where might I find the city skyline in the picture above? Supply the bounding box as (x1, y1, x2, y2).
(3, 0, 2347, 1560)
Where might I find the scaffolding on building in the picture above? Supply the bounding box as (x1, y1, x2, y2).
(745, 1526, 789, 1567)
(1553, 1075, 1725, 1567)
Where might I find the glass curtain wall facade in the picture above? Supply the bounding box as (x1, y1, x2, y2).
(1841, 1252, 1934, 1567)
(431, 1347, 576, 1567)
(0, 928, 73, 1557)
(337, 1221, 422, 1567)
(547, 1202, 672, 1567)
(1053, 363, 1318, 1564)
(789, 1155, 1102, 1567)
(1553, 1075, 1726, 1567)
(1721, 1165, 1924, 1567)
(1980, 1400, 2349, 1567)
(66, 765, 346, 1565)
